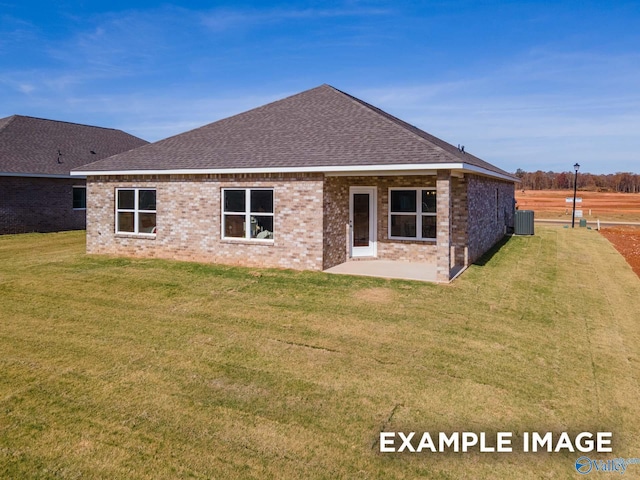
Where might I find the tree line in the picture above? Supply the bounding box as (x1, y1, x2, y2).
(514, 169, 640, 193)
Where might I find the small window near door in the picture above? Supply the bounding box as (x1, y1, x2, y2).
(389, 188, 436, 240)
(72, 186, 86, 210)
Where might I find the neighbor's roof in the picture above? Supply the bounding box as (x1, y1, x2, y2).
(0, 115, 148, 177)
(74, 85, 516, 181)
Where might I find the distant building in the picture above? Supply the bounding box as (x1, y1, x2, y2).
(0, 115, 147, 234)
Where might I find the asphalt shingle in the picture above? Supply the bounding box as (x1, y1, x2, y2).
(0, 115, 148, 176)
(74, 85, 512, 178)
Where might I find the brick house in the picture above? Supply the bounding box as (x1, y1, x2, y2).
(73, 85, 516, 282)
(0, 115, 147, 234)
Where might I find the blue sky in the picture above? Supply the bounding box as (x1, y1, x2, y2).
(1, 1, 639, 174)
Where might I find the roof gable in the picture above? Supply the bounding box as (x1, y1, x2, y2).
(74, 85, 514, 179)
(0, 115, 148, 176)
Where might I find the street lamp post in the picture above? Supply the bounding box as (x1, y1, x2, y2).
(572, 163, 580, 228)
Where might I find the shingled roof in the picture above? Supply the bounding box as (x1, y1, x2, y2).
(0, 115, 148, 177)
(74, 85, 515, 180)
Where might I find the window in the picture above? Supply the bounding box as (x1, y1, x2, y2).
(222, 188, 274, 240)
(115, 188, 156, 235)
(72, 186, 86, 210)
(389, 188, 436, 240)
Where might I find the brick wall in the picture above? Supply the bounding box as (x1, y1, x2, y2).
(466, 174, 515, 264)
(85, 172, 514, 277)
(0, 176, 86, 234)
(323, 175, 438, 270)
(435, 171, 452, 282)
(451, 175, 468, 269)
(87, 173, 325, 271)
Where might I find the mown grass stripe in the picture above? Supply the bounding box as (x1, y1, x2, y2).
(1, 229, 639, 478)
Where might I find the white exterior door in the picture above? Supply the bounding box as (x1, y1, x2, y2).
(349, 186, 376, 257)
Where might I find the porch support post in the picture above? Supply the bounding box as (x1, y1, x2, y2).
(436, 170, 452, 282)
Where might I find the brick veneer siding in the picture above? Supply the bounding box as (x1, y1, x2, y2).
(450, 175, 468, 269)
(0, 176, 86, 234)
(85, 171, 514, 279)
(466, 174, 515, 264)
(435, 171, 452, 282)
(86, 173, 325, 270)
(323, 175, 438, 270)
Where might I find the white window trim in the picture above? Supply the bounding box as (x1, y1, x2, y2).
(72, 185, 87, 210)
(221, 188, 275, 242)
(115, 188, 157, 236)
(388, 187, 437, 241)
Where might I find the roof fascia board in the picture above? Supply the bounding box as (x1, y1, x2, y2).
(1, 172, 85, 179)
(460, 163, 519, 182)
(72, 163, 466, 177)
(326, 169, 437, 177)
(73, 163, 517, 182)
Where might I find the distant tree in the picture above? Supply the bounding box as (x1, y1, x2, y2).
(556, 172, 570, 189)
(512, 169, 640, 192)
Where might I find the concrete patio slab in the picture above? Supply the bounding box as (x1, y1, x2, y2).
(324, 260, 439, 282)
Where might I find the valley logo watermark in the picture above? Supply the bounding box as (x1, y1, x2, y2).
(575, 456, 640, 475)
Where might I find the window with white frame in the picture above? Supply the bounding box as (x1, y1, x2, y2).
(115, 188, 156, 235)
(389, 188, 437, 240)
(222, 188, 274, 240)
(72, 186, 86, 210)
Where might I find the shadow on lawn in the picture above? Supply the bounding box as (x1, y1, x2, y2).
(473, 234, 514, 267)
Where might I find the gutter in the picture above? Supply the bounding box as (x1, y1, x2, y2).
(1, 172, 86, 179)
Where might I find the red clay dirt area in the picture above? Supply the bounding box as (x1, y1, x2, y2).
(515, 190, 640, 278)
(515, 190, 640, 222)
(600, 226, 640, 278)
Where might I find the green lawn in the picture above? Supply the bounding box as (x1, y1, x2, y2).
(1, 228, 639, 479)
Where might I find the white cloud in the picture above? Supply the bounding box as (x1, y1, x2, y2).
(354, 49, 640, 173)
(26, 89, 289, 142)
(200, 6, 390, 31)
(17, 83, 34, 94)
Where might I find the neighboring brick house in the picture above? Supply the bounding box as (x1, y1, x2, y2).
(0, 115, 147, 234)
(73, 85, 516, 282)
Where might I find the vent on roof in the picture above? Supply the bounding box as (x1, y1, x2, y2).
(57, 149, 63, 164)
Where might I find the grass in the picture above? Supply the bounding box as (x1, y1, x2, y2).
(1, 229, 640, 479)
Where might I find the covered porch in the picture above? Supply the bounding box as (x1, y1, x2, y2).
(322, 170, 468, 283)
